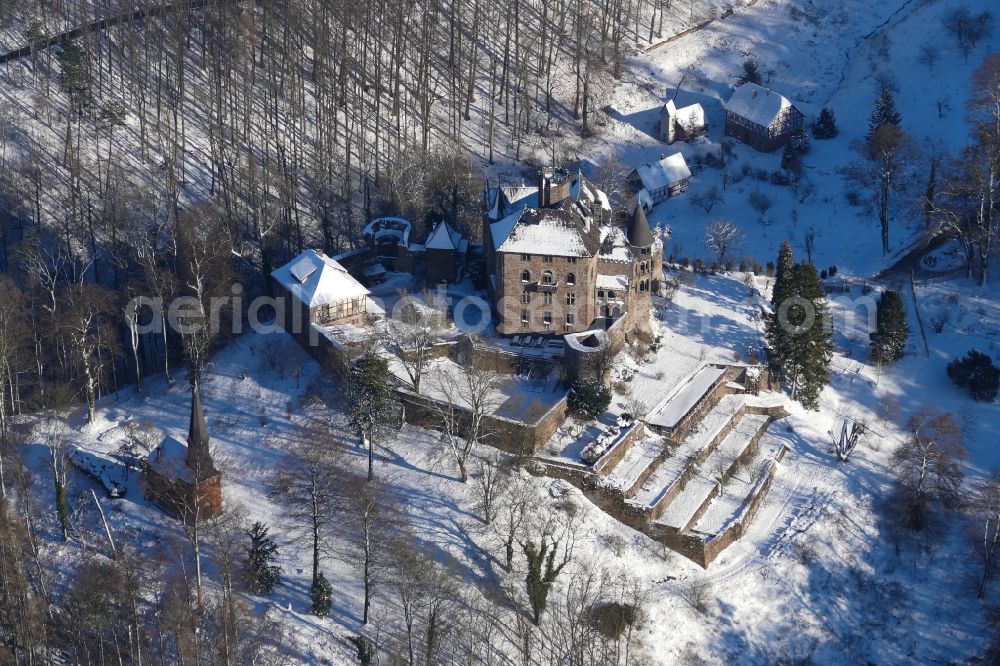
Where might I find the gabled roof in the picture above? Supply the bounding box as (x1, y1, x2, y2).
(486, 184, 539, 221)
(724, 82, 796, 127)
(634, 153, 692, 192)
(669, 102, 705, 129)
(493, 208, 601, 258)
(272, 249, 369, 307)
(425, 220, 462, 251)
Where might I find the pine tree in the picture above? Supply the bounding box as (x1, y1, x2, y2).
(868, 86, 902, 139)
(568, 379, 611, 419)
(737, 58, 763, 86)
(771, 240, 795, 308)
(311, 571, 333, 616)
(813, 107, 839, 139)
(244, 521, 282, 595)
(766, 261, 832, 409)
(870, 290, 909, 366)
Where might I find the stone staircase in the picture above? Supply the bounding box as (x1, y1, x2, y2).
(532, 364, 790, 567)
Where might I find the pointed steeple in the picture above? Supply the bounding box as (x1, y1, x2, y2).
(627, 205, 655, 247)
(185, 383, 216, 478)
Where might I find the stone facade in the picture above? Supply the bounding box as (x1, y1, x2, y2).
(485, 171, 661, 339)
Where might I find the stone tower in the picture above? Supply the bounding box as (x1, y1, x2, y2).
(624, 206, 662, 334)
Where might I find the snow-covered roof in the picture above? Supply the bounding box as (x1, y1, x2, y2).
(486, 184, 538, 221)
(724, 82, 795, 128)
(597, 274, 629, 291)
(272, 250, 369, 307)
(425, 220, 463, 251)
(598, 226, 632, 263)
(363, 217, 412, 246)
(669, 102, 705, 129)
(147, 436, 193, 484)
(563, 328, 610, 353)
(487, 172, 610, 222)
(570, 171, 612, 212)
(494, 208, 601, 258)
(634, 153, 691, 191)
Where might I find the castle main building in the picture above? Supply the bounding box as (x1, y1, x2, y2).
(484, 167, 663, 337)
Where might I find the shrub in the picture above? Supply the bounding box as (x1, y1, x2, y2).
(589, 602, 638, 639)
(568, 379, 611, 419)
(947, 350, 999, 401)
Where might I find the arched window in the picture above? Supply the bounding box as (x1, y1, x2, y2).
(566, 272, 576, 285)
(597, 290, 605, 299)
(542, 270, 554, 285)
(521, 270, 531, 282)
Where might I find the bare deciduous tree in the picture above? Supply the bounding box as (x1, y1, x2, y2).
(890, 408, 966, 530)
(704, 218, 744, 265)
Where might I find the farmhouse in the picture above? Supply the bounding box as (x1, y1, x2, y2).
(145, 385, 223, 520)
(271, 249, 371, 333)
(628, 153, 692, 207)
(660, 99, 707, 144)
(723, 82, 804, 152)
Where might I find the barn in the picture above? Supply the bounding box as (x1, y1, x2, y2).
(723, 82, 804, 152)
(628, 153, 692, 207)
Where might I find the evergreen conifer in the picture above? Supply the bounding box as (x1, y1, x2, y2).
(244, 521, 282, 595)
(870, 290, 909, 366)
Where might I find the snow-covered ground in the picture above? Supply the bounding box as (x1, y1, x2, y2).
(4, 0, 999, 661)
(16, 260, 994, 663)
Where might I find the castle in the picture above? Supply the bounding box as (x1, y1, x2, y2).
(483, 167, 663, 338)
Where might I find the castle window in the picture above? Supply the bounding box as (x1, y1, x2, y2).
(542, 270, 554, 285)
(607, 291, 616, 300)
(567, 257, 577, 264)
(521, 309, 529, 324)
(566, 272, 576, 285)
(543, 255, 553, 263)
(566, 292, 576, 306)
(566, 313, 575, 326)
(543, 292, 553, 305)
(521, 253, 531, 261)
(521, 290, 531, 304)
(597, 290, 605, 299)
(521, 270, 531, 282)
(543, 311, 552, 326)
